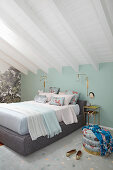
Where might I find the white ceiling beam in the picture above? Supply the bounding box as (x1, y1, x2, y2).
(0, 50, 28, 74)
(1, 0, 78, 72)
(0, 14, 61, 72)
(15, 0, 79, 72)
(0, 59, 10, 73)
(0, 38, 38, 74)
(91, 0, 113, 54)
(0, 13, 61, 73)
(0, 0, 62, 72)
(0, 19, 48, 73)
(16, 0, 79, 71)
(51, 0, 98, 71)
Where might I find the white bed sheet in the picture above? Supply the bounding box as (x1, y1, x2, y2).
(0, 101, 80, 135)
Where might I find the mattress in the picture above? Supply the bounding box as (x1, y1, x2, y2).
(0, 101, 80, 135)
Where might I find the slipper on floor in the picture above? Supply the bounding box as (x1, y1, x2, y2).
(76, 150, 82, 160)
(66, 149, 76, 157)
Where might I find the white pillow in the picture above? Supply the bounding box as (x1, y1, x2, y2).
(59, 92, 65, 95)
(53, 94, 74, 105)
(39, 92, 53, 102)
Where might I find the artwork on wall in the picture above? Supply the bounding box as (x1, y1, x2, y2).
(0, 67, 21, 103)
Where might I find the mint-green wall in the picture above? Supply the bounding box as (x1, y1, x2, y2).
(21, 69, 45, 101)
(21, 62, 113, 128)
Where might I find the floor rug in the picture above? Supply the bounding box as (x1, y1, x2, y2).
(0, 128, 113, 170)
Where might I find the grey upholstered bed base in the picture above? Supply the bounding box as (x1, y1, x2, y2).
(0, 100, 86, 156)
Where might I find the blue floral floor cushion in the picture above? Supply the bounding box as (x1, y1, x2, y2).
(83, 142, 100, 153)
(83, 136, 100, 147)
(82, 128, 99, 141)
(82, 125, 113, 156)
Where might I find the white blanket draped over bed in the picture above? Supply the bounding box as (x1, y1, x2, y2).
(0, 101, 78, 140)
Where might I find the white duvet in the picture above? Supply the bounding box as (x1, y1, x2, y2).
(0, 101, 80, 138)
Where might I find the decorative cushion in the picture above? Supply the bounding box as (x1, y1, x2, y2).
(65, 90, 79, 105)
(54, 94, 74, 105)
(39, 92, 53, 102)
(59, 92, 65, 95)
(50, 96, 65, 106)
(65, 90, 78, 95)
(82, 128, 99, 141)
(70, 95, 79, 105)
(48, 87, 60, 94)
(83, 136, 100, 147)
(34, 95, 47, 103)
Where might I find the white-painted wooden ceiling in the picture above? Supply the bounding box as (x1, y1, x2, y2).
(0, 0, 113, 74)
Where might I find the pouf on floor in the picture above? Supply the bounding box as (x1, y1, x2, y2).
(82, 128, 101, 155)
(82, 125, 113, 156)
(82, 128, 99, 141)
(83, 136, 100, 147)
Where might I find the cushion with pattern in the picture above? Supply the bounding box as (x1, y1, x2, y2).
(34, 95, 47, 103)
(65, 90, 79, 105)
(50, 96, 65, 106)
(49, 87, 60, 94)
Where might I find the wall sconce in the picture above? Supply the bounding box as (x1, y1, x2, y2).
(40, 75, 47, 92)
(76, 73, 89, 96)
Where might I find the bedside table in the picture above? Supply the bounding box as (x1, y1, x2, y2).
(83, 105, 100, 125)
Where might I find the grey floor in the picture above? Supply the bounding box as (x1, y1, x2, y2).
(0, 128, 113, 170)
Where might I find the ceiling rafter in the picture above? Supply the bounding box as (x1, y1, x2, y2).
(15, 0, 80, 72)
(0, 50, 28, 74)
(0, 4, 61, 73)
(0, 13, 61, 72)
(51, 0, 99, 71)
(0, 0, 112, 72)
(3, 0, 78, 72)
(0, 59, 10, 73)
(91, 0, 113, 55)
(0, 18, 49, 73)
(0, 38, 38, 74)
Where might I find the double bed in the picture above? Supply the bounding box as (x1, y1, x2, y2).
(0, 100, 86, 155)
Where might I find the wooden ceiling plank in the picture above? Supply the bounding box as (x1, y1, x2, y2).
(0, 50, 28, 74)
(0, 58, 10, 73)
(91, 0, 113, 55)
(0, 0, 61, 72)
(0, 18, 48, 73)
(15, 0, 79, 72)
(51, 0, 98, 71)
(0, 38, 38, 74)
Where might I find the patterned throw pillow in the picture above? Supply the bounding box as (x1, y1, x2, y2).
(39, 92, 53, 102)
(34, 95, 47, 103)
(65, 90, 79, 105)
(54, 94, 74, 105)
(49, 87, 60, 94)
(50, 96, 65, 106)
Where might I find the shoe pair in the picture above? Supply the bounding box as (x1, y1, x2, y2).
(66, 149, 82, 160)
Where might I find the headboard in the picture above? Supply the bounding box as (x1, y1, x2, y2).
(77, 100, 87, 115)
